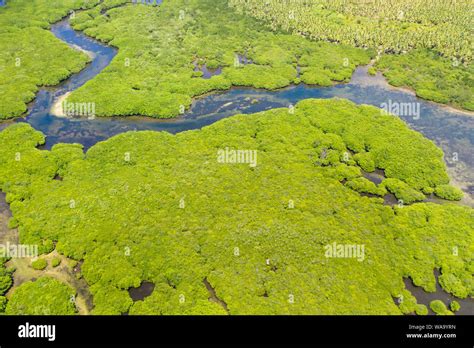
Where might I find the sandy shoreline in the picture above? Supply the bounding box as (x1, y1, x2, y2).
(71, 44, 96, 59)
(50, 92, 70, 117)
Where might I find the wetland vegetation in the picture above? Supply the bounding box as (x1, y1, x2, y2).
(65, 0, 371, 118)
(0, 99, 472, 315)
(229, 0, 473, 111)
(0, 0, 101, 119)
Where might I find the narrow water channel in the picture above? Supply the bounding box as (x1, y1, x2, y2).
(1, 17, 471, 206)
(404, 270, 474, 315)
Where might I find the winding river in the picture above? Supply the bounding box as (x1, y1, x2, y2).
(0, 11, 473, 313)
(2, 19, 472, 205)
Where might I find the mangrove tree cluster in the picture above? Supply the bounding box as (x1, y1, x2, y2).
(0, 0, 103, 119)
(65, 0, 372, 117)
(228, 0, 474, 111)
(0, 99, 472, 315)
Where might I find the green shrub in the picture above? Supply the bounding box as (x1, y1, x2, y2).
(353, 152, 376, 172)
(434, 185, 463, 201)
(51, 258, 61, 268)
(383, 178, 426, 204)
(0, 275, 12, 296)
(397, 289, 418, 314)
(450, 301, 460, 312)
(0, 260, 13, 295)
(430, 300, 452, 315)
(5, 277, 76, 315)
(345, 177, 386, 196)
(415, 304, 428, 315)
(438, 272, 470, 298)
(377, 50, 474, 111)
(31, 258, 47, 271)
(0, 296, 7, 312)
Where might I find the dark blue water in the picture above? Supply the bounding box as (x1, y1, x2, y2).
(0, 17, 473, 205)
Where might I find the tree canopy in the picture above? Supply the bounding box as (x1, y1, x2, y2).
(65, 0, 372, 118)
(6, 277, 76, 315)
(0, 0, 100, 119)
(0, 99, 472, 314)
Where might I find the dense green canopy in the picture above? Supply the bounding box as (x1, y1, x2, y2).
(376, 50, 474, 111)
(229, 0, 474, 111)
(0, 0, 101, 119)
(0, 257, 12, 296)
(66, 0, 371, 118)
(0, 0, 375, 119)
(0, 99, 472, 314)
(229, 0, 473, 63)
(6, 277, 76, 315)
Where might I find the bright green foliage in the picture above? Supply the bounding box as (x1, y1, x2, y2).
(0, 0, 100, 28)
(415, 304, 428, 316)
(82, 247, 142, 289)
(89, 284, 133, 315)
(377, 50, 474, 111)
(6, 277, 76, 315)
(450, 300, 460, 312)
(353, 153, 376, 172)
(66, 0, 371, 118)
(97, 0, 129, 12)
(229, 0, 473, 63)
(438, 272, 471, 299)
(422, 187, 435, 195)
(434, 185, 464, 201)
(0, 275, 12, 295)
(0, 260, 13, 295)
(345, 178, 386, 197)
(382, 178, 426, 204)
(0, 99, 472, 314)
(129, 283, 228, 315)
(50, 143, 85, 178)
(228, 0, 473, 110)
(295, 100, 451, 192)
(429, 300, 453, 315)
(0, 0, 100, 119)
(31, 258, 47, 270)
(0, 296, 6, 312)
(51, 258, 61, 268)
(397, 289, 418, 314)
